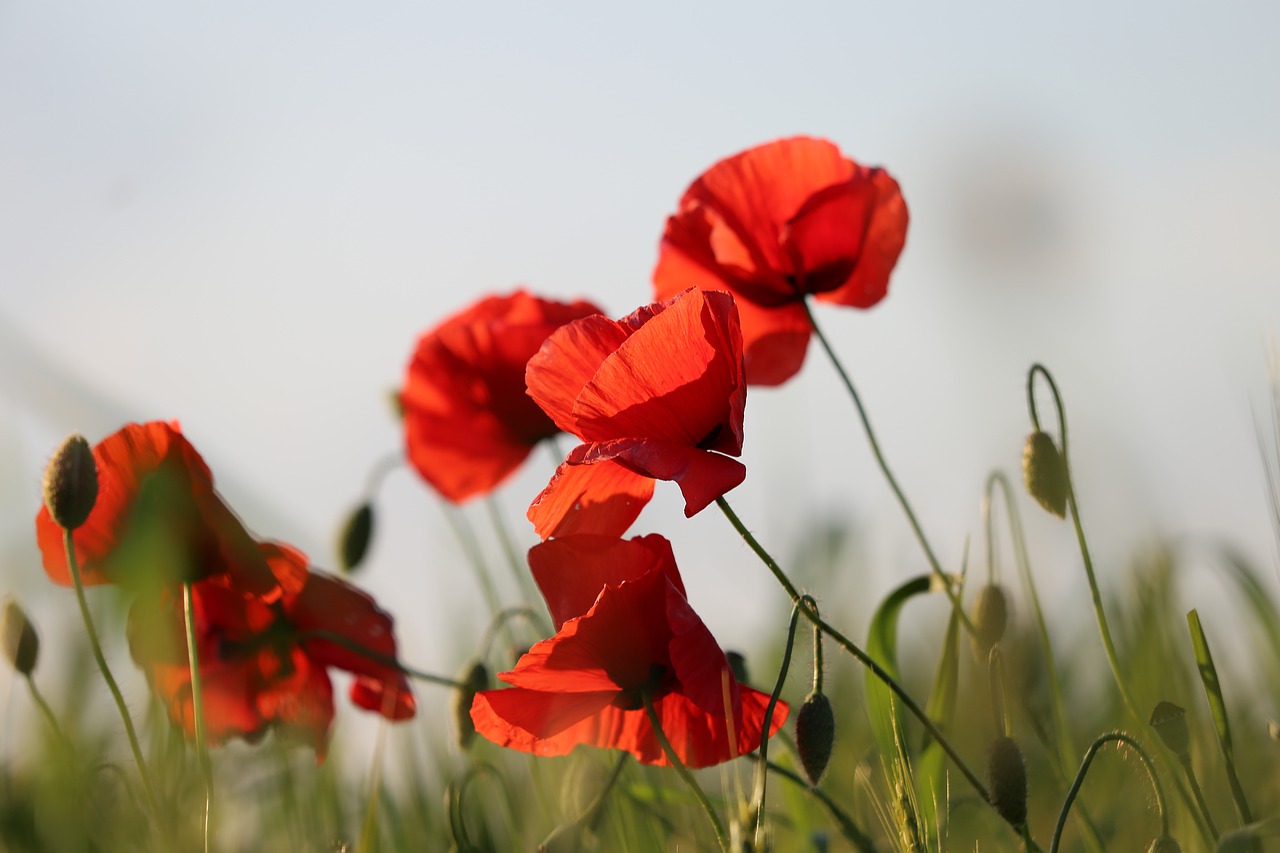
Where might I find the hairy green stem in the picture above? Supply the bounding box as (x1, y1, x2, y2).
(760, 758, 878, 853)
(752, 599, 806, 848)
(643, 694, 729, 853)
(297, 629, 465, 688)
(1050, 732, 1168, 852)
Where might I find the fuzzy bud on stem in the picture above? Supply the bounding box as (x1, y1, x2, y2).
(1149, 701, 1191, 761)
(795, 692, 835, 785)
(986, 735, 1028, 827)
(43, 434, 98, 531)
(2, 599, 39, 676)
(1022, 431, 1068, 518)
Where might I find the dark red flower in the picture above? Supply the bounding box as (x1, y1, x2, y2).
(35, 422, 277, 596)
(470, 534, 786, 767)
(127, 542, 414, 760)
(525, 289, 747, 539)
(402, 290, 603, 502)
(654, 136, 908, 385)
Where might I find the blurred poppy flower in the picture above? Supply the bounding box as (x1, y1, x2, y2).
(128, 542, 414, 760)
(525, 289, 747, 539)
(402, 290, 603, 502)
(471, 534, 785, 767)
(654, 136, 908, 385)
(35, 421, 277, 596)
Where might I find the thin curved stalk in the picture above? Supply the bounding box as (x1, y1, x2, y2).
(643, 694, 729, 852)
(1050, 732, 1168, 853)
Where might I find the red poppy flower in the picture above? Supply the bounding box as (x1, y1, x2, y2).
(654, 136, 909, 385)
(127, 542, 414, 760)
(402, 290, 604, 502)
(35, 421, 277, 596)
(525, 288, 747, 539)
(470, 534, 786, 767)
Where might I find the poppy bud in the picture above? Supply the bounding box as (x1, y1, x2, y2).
(2, 598, 39, 676)
(42, 434, 98, 531)
(452, 660, 489, 749)
(1022, 431, 1068, 518)
(337, 503, 375, 574)
(795, 692, 835, 785)
(986, 736, 1028, 827)
(970, 584, 1009, 662)
(725, 650, 749, 685)
(1149, 701, 1190, 760)
(1146, 837, 1181, 853)
(1269, 719, 1280, 744)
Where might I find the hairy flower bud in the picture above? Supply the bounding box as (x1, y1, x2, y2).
(970, 583, 1009, 662)
(1149, 701, 1190, 760)
(2, 599, 39, 676)
(986, 736, 1028, 827)
(43, 434, 99, 531)
(795, 692, 835, 785)
(1022, 431, 1067, 518)
(452, 660, 489, 750)
(337, 503, 375, 574)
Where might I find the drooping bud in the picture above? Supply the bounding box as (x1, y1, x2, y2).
(1022, 431, 1068, 518)
(970, 584, 1009, 662)
(42, 434, 99, 531)
(1, 598, 39, 675)
(1146, 836, 1181, 853)
(725, 650, 749, 686)
(1149, 701, 1190, 760)
(451, 660, 489, 750)
(337, 503, 375, 574)
(795, 692, 835, 785)
(986, 736, 1028, 827)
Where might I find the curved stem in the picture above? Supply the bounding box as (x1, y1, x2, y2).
(1027, 365, 1141, 723)
(25, 676, 74, 758)
(643, 694, 729, 853)
(183, 583, 213, 853)
(759, 758, 878, 853)
(297, 630, 466, 688)
(1050, 732, 1168, 852)
(804, 301, 977, 637)
(63, 529, 165, 832)
(716, 497, 991, 806)
(479, 606, 543, 660)
(483, 496, 552, 636)
(538, 753, 629, 850)
(752, 600, 805, 848)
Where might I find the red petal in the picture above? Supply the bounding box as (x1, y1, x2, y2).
(733, 297, 812, 386)
(526, 314, 631, 436)
(571, 439, 746, 518)
(528, 533, 683, 629)
(471, 687, 620, 751)
(527, 458, 654, 539)
(816, 168, 909, 309)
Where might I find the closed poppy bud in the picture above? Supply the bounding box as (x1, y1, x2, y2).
(452, 660, 489, 749)
(1147, 837, 1181, 853)
(337, 503, 375, 574)
(2, 598, 39, 676)
(1149, 701, 1190, 760)
(725, 650, 749, 686)
(795, 692, 835, 785)
(43, 434, 99, 531)
(986, 736, 1028, 827)
(1022, 431, 1067, 518)
(970, 584, 1009, 662)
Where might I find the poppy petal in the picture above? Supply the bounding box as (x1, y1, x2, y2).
(732, 296, 812, 386)
(526, 314, 632, 436)
(815, 168, 909, 309)
(528, 533, 683, 629)
(571, 439, 746, 518)
(527, 458, 654, 540)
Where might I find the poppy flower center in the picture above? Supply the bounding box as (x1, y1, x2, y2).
(611, 663, 670, 711)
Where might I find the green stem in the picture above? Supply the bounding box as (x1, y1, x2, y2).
(25, 676, 74, 758)
(804, 301, 977, 637)
(440, 502, 505, 622)
(62, 529, 165, 832)
(751, 600, 806, 849)
(297, 630, 466, 688)
(357, 719, 389, 852)
(537, 753, 629, 850)
(716, 497, 991, 806)
(760, 758, 878, 853)
(1179, 756, 1220, 841)
(1050, 732, 1168, 853)
(642, 694, 729, 853)
(183, 583, 213, 853)
(483, 497, 552, 636)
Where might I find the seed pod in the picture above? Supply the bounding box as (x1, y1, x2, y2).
(43, 434, 99, 531)
(1, 599, 39, 676)
(970, 584, 1009, 662)
(986, 736, 1028, 827)
(1146, 836, 1181, 853)
(1149, 701, 1190, 760)
(337, 503, 375, 574)
(1022, 431, 1068, 518)
(451, 660, 489, 749)
(795, 692, 835, 785)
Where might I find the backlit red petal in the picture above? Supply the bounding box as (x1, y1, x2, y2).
(816, 168, 909, 309)
(572, 439, 746, 518)
(528, 533, 683, 629)
(526, 314, 631, 436)
(527, 458, 654, 540)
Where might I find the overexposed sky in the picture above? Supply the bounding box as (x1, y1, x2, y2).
(2, 0, 1279, 760)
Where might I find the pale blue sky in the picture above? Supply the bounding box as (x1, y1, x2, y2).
(3, 1, 1279, 758)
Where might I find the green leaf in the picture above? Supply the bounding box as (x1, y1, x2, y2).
(865, 575, 934, 759)
(1187, 609, 1255, 827)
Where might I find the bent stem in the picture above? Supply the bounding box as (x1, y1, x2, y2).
(297, 629, 466, 688)
(62, 529, 165, 832)
(716, 497, 991, 806)
(752, 599, 807, 849)
(642, 694, 729, 853)
(1050, 732, 1168, 853)
(183, 583, 213, 853)
(804, 302, 976, 637)
(483, 496, 552, 637)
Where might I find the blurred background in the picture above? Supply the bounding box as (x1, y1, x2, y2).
(2, 0, 1279, 779)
